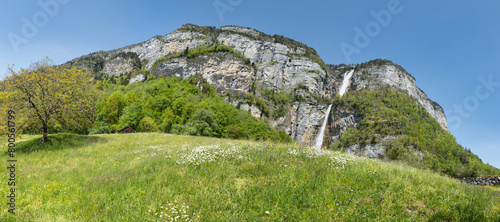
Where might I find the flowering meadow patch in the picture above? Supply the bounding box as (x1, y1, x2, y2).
(149, 201, 195, 222)
(3, 133, 499, 221)
(173, 144, 247, 165)
(287, 145, 358, 169)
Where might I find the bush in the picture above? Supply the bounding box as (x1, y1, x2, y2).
(89, 121, 111, 135)
(227, 125, 242, 139)
(138, 117, 159, 132)
(118, 102, 145, 130)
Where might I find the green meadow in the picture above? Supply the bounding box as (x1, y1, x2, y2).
(2, 133, 500, 221)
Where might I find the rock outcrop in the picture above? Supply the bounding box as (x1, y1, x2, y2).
(64, 24, 451, 158)
(328, 105, 361, 144)
(460, 176, 500, 186)
(351, 65, 448, 131)
(103, 57, 137, 77)
(125, 29, 216, 69)
(150, 53, 255, 95)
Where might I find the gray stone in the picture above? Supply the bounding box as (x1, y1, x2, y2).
(129, 74, 145, 84)
(350, 65, 448, 131)
(67, 24, 454, 151)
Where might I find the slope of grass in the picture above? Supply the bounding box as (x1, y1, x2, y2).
(1, 133, 499, 221)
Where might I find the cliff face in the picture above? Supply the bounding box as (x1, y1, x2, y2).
(150, 53, 255, 95)
(350, 65, 448, 131)
(64, 24, 449, 156)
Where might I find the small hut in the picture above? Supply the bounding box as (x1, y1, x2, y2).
(118, 126, 135, 134)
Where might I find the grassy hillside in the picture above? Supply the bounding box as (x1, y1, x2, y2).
(2, 133, 499, 221)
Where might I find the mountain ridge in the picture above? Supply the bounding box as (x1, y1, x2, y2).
(60, 24, 498, 176)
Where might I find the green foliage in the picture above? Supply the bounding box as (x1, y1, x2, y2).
(172, 109, 218, 136)
(1, 58, 101, 142)
(3, 133, 499, 221)
(332, 88, 499, 177)
(60, 52, 106, 75)
(89, 115, 112, 135)
(95, 76, 289, 141)
(176, 24, 219, 39)
(96, 91, 124, 125)
(117, 102, 145, 130)
(138, 117, 159, 132)
(226, 125, 242, 139)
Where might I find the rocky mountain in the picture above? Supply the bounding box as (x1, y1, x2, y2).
(64, 24, 450, 157)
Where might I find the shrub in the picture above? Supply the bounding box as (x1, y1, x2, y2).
(118, 102, 145, 130)
(227, 125, 242, 139)
(138, 117, 159, 132)
(89, 121, 111, 135)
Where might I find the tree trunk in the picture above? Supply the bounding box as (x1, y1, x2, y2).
(41, 125, 48, 144)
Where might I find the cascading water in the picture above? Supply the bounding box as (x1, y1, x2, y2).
(314, 104, 332, 149)
(339, 69, 354, 96)
(314, 70, 354, 149)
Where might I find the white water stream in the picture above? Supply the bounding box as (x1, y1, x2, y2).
(314, 70, 354, 149)
(314, 104, 332, 149)
(339, 69, 354, 97)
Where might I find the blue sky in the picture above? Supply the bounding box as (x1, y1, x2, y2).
(1, 0, 499, 168)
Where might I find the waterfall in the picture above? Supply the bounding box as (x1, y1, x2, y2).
(339, 69, 354, 97)
(314, 70, 354, 149)
(314, 104, 332, 149)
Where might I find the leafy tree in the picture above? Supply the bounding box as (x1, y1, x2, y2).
(99, 91, 124, 124)
(189, 109, 218, 136)
(226, 125, 242, 139)
(117, 102, 144, 130)
(0, 58, 100, 143)
(160, 107, 175, 132)
(138, 117, 159, 132)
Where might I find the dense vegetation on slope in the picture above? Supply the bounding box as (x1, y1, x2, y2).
(92, 76, 290, 142)
(330, 88, 499, 177)
(2, 133, 499, 221)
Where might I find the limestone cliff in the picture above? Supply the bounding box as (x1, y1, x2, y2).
(63, 24, 450, 158)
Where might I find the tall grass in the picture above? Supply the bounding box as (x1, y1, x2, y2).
(1, 133, 499, 221)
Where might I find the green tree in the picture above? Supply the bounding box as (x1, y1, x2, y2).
(118, 102, 145, 130)
(188, 109, 218, 136)
(0, 58, 100, 143)
(100, 91, 124, 124)
(226, 125, 242, 139)
(160, 107, 175, 132)
(138, 117, 159, 132)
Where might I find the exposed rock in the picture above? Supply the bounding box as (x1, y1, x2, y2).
(351, 65, 448, 131)
(66, 24, 453, 155)
(129, 74, 145, 84)
(328, 105, 360, 144)
(285, 103, 329, 146)
(219, 26, 262, 38)
(124, 30, 215, 69)
(150, 53, 255, 95)
(239, 103, 262, 119)
(103, 57, 136, 77)
(460, 176, 500, 186)
(343, 136, 402, 159)
(345, 144, 386, 159)
(218, 32, 330, 96)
